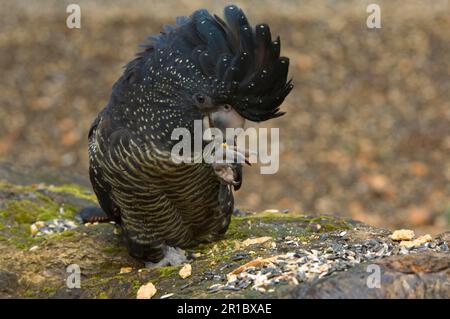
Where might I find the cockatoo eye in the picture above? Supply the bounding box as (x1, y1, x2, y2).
(193, 93, 206, 104)
(193, 93, 215, 112)
(223, 104, 232, 111)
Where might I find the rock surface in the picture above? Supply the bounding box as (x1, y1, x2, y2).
(285, 251, 449, 298)
(0, 165, 448, 299)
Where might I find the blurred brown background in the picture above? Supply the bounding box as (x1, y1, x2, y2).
(0, 0, 449, 234)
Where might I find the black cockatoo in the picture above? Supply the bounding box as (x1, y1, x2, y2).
(84, 5, 292, 265)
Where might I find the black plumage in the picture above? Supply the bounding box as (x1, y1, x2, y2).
(87, 5, 292, 263)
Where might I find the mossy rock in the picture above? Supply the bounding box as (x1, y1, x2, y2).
(0, 175, 350, 298)
(0, 167, 448, 299)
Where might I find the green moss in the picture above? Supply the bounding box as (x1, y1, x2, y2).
(40, 286, 57, 295)
(45, 184, 97, 202)
(6, 200, 54, 223)
(237, 211, 305, 221)
(0, 197, 63, 248)
(0, 181, 31, 193)
(0, 180, 99, 249)
(83, 273, 127, 289)
(78, 272, 143, 299)
(47, 230, 77, 240)
(23, 290, 36, 298)
(15, 242, 27, 249)
(96, 291, 109, 299)
(305, 216, 351, 232)
(0, 191, 72, 225)
(227, 212, 302, 239)
(101, 245, 126, 254)
(18, 284, 60, 299)
(157, 265, 178, 278)
(232, 212, 351, 237)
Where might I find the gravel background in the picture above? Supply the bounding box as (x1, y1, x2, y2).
(0, 0, 449, 234)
